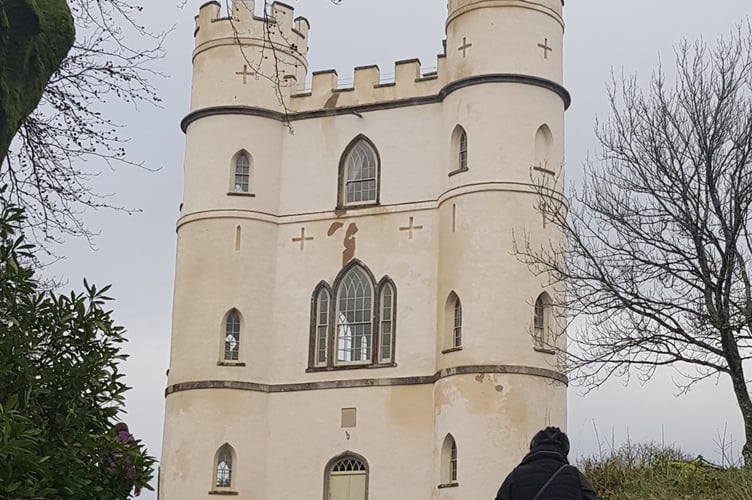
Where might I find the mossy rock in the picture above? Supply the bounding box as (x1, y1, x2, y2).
(0, 0, 75, 161)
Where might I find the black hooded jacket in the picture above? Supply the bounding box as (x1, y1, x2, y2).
(495, 444, 598, 500)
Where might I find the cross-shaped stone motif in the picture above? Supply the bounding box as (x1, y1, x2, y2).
(235, 64, 255, 84)
(292, 227, 314, 250)
(400, 217, 424, 240)
(458, 37, 473, 58)
(537, 38, 553, 59)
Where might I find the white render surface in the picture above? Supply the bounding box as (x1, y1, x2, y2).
(161, 0, 569, 498)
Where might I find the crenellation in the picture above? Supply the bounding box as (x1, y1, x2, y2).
(195, 1, 221, 37)
(289, 56, 447, 112)
(310, 70, 338, 102)
(232, 0, 254, 24)
(395, 59, 420, 82)
(354, 65, 380, 90)
(270, 1, 294, 31)
(194, 0, 309, 58)
(293, 16, 310, 41)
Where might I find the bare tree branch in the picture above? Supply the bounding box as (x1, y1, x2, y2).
(4, 0, 167, 251)
(515, 25, 752, 464)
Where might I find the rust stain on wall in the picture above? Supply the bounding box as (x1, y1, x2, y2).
(328, 221, 344, 236)
(324, 92, 340, 109)
(342, 222, 358, 266)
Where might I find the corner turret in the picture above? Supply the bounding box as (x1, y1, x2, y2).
(445, 0, 564, 84)
(191, 0, 310, 112)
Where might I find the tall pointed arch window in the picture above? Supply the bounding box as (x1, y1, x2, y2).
(453, 299, 462, 347)
(309, 262, 397, 369)
(223, 310, 241, 361)
(443, 292, 463, 352)
(379, 281, 396, 363)
(337, 266, 373, 363)
(325, 453, 369, 500)
(450, 125, 469, 175)
(440, 434, 458, 486)
(314, 285, 331, 367)
(339, 137, 379, 207)
(214, 444, 235, 490)
(534, 124, 554, 170)
(233, 152, 251, 192)
(533, 292, 554, 352)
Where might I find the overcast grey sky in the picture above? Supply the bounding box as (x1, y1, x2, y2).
(43, 1, 752, 497)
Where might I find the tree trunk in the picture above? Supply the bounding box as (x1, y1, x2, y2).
(728, 366, 752, 466)
(0, 0, 75, 161)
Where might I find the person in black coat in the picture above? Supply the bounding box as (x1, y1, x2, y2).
(495, 427, 598, 500)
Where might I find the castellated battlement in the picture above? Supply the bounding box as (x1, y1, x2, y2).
(187, 0, 564, 114)
(194, 0, 309, 58)
(289, 56, 448, 112)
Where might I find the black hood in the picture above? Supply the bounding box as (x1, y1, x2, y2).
(521, 445, 570, 466)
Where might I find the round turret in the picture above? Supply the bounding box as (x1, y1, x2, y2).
(434, 0, 568, 490)
(445, 0, 564, 84)
(190, 0, 310, 112)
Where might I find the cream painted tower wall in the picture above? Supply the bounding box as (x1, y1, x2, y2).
(161, 0, 569, 499)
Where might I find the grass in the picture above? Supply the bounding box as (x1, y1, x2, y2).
(581, 442, 752, 499)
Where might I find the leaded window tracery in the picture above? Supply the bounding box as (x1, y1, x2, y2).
(224, 310, 240, 361)
(214, 445, 234, 489)
(234, 153, 250, 192)
(309, 263, 396, 369)
(340, 138, 379, 207)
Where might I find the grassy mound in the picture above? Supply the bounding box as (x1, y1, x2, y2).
(582, 443, 752, 499)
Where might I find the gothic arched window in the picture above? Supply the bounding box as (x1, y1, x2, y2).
(223, 310, 241, 361)
(339, 137, 379, 207)
(309, 262, 396, 369)
(233, 151, 251, 193)
(443, 292, 463, 350)
(214, 444, 235, 490)
(534, 292, 554, 352)
(325, 453, 369, 500)
(313, 284, 331, 367)
(534, 124, 553, 169)
(453, 298, 463, 347)
(440, 434, 458, 485)
(336, 266, 373, 364)
(450, 125, 469, 174)
(379, 280, 396, 363)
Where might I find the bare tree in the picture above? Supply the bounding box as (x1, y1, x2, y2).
(5, 0, 344, 249)
(515, 27, 752, 464)
(4, 0, 165, 248)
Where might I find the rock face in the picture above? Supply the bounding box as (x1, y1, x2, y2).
(0, 0, 75, 162)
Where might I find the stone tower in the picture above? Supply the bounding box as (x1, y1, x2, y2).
(160, 0, 569, 498)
